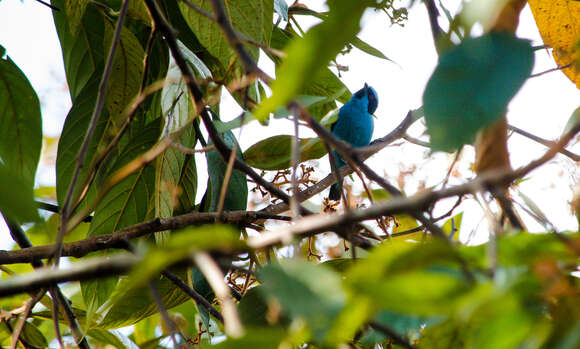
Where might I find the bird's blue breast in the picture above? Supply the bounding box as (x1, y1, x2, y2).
(332, 100, 374, 148)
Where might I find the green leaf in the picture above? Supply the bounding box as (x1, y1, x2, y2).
(423, 32, 534, 152)
(204, 116, 248, 212)
(154, 125, 195, 243)
(258, 260, 345, 343)
(243, 135, 326, 170)
(55, 74, 112, 212)
(0, 163, 39, 223)
(562, 106, 580, 135)
(65, 0, 90, 35)
(0, 55, 42, 189)
(268, 27, 351, 121)
(53, 0, 105, 100)
(173, 153, 198, 215)
(87, 328, 132, 349)
(442, 212, 463, 241)
(238, 287, 270, 327)
(82, 120, 159, 321)
(98, 270, 191, 329)
(212, 328, 286, 349)
(103, 20, 145, 127)
(164, 0, 222, 76)
(109, 225, 243, 300)
(345, 240, 471, 316)
(19, 320, 48, 348)
(350, 36, 392, 61)
(255, 0, 373, 120)
(179, 0, 273, 69)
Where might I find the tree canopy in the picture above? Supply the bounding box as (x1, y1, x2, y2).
(0, 0, 579, 348)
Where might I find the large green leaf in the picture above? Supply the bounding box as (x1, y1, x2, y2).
(258, 260, 345, 343)
(52, 0, 105, 100)
(108, 225, 243, 304)
(64, 0, 90, 35)
(212, 328, 287, 349)
(55, 74, 112, 212)
(103, 20, 145, 127)
(345, 240, 472, 316)
(423, 32, 534, 152)
(243, 135, 325, 170)
(98, 270, 191, 329)
(269, 27, 351, 120)
(256, 0, 373, 120)
(0, 54, 42, 190)
(204, 116, 248, 212)
(82, 119, 160, 321)
(178, 0, 273, 69)
(87, 328, 132, 349)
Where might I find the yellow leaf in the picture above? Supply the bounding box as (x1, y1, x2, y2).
(529, 0, 580, 88)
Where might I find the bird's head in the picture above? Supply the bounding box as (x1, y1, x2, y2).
(352, 83, 378, 114)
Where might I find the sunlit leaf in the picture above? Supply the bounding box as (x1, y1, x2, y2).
(256, 1, 373, 120)
(528, 0, 580, 88)
(350, 36, 392, 61)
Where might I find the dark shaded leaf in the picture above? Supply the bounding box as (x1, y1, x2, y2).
(423, 32, 534, 151)
(103, 20, 145, 127)
(0, 164, 39, 223)
(258, 260, 345, 342)
(0, 55, 42, 189)
(52, 0, 105, 100)
(243, 135, 325, 170)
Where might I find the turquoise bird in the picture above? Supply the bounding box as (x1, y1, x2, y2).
(329, 83, 378, 201)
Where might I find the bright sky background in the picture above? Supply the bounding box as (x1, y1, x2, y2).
(0, 0, 578, 249)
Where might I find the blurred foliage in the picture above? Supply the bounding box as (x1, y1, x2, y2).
(0, 0, 578, 348)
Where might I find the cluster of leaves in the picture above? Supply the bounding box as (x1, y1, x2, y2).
(0, 0, 579, 348)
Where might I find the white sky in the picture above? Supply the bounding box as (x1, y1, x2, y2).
(0, 0, 578, 250)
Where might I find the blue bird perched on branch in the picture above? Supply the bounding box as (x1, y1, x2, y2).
(329, 83, 378, 201)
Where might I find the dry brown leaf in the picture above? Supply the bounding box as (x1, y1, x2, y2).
(529, 0, 580, 87)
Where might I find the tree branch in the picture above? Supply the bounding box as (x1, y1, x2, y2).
(0, 210, 290, 265)
(508, 124, 580, 161)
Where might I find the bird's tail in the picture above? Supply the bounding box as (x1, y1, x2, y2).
(329, 182, 342, 201)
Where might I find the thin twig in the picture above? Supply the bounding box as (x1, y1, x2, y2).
(508, 124, 580, 161)
(169, 141, 215, 154)
(217, 142, 239, 216)
(530, 63, 572, 78)
(33, 0, 59, 10)
(424, 0, 443, 51)
(161, 270, 224, 323)
(369, 321, 416, 349)
(148, 280, 179, 348)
